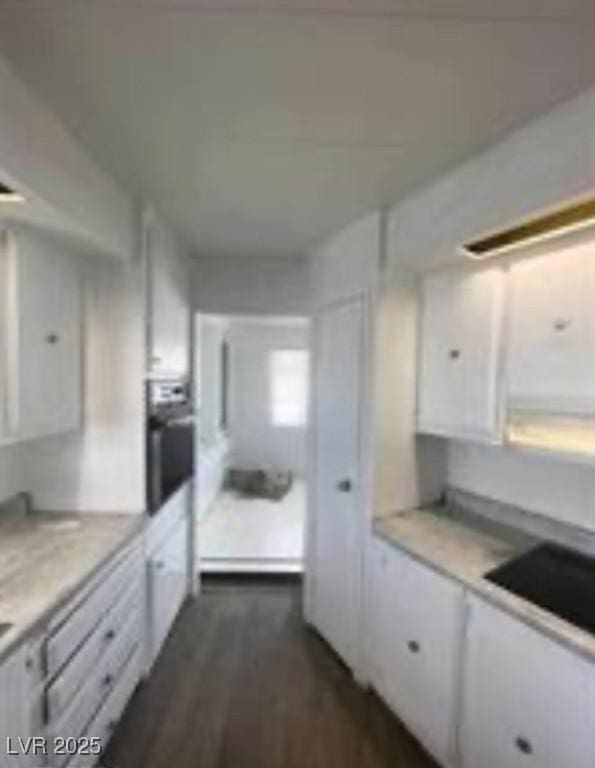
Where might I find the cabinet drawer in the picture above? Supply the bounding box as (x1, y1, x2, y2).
(462, 596, 595, 768)
(45, 561, 143, 725)
(46, 544, 142, 677)
(72, 648, 141, 768)
(46, 609, 141, 766)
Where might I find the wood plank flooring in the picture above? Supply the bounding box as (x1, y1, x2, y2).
(106, 576, 438, 768)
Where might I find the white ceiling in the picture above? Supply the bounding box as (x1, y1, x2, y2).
(0, 1, 594, 259)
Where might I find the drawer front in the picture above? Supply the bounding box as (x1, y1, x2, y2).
(462, 596, 595, 768)
(47, 543, 142, 677)
(46, 626, 105, 725)
(46, 573, 143, 725)
(382, 547, 464, 765)
(46, 608, 142, 767)
(98, 607, 142, 697)
(64, 649, 141, 768)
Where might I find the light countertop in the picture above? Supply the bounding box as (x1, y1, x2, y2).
(0, 509, 144, 663)
(374, 505, 595, 664)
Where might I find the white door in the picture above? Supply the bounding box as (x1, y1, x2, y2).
(312, 298, 363, 670)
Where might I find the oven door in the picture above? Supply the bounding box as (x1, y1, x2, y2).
(148, 414, 194, 514)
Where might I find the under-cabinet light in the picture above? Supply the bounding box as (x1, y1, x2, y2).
(0, 181, 25, 203)
(461, 197, 595, 261)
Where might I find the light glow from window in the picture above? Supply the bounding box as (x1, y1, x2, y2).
(270, 349, 309, 427)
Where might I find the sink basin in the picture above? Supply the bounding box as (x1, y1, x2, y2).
(486, 543, 595, 636)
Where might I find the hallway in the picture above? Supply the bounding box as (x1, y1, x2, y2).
(106, 578, 438, 768)
(199, 481, 306, 573)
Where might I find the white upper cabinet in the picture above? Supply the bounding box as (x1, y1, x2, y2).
(145, 213, 190, 378)
(417, 265, 505, 442)
(506, 239, 595, 414)
(462, 596, 595, 768)
(0, 228, 82, 443)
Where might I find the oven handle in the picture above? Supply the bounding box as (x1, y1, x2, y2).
(149, 413, 196, 430)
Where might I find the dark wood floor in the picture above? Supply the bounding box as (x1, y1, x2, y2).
(106, 576, 438, 768)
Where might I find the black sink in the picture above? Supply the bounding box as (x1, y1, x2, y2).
(485, 543, 595, 636)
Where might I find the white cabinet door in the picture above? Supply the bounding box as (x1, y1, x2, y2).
(507, 240, 595, 414)
(462, 596, 595, 768)
(4, 228, 82, 441)
(146, 215, 190, 377)
(148, 517, 188, 665)
(418, 266, 504, 442)
(312, 298, 364, 671)
(369, 537, 464, 766)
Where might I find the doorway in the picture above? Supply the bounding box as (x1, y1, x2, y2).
(194, 314, 310, 574)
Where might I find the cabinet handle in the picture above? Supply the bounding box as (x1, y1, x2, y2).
(407, 640, 421, 654)
(104, 628, 116, 642)
(102, 673, 114, 688)
(336, 479, 353, 493)
(45, 332, 59, 345)
(515, 736, 533, 755)
(553, 317, 572, 332)
(448, 348, 461, 360)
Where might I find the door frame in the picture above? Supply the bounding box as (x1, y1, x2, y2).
(304, 290, 375, 682)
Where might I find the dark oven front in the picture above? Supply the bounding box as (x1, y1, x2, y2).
(147, 380, 194, 515)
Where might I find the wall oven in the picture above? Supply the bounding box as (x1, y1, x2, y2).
(147, 379, 194, 515)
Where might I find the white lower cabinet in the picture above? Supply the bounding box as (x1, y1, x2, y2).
(461, 595, 595, 768)
(146, 483, 191, 669)
(0, 645, 33, 766)
(369, 537, 464, 767)
(148, 517, 187, 665)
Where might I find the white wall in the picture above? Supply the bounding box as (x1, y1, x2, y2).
(448, 442, 595, 533)
(0, 445, 23, 504)
(388, 86, 595, 272)
(193, 255, 310, 316)
(20, 253, 146, 513)
(311, 211, 382, 307)
(0, 53, 133, 260)
(194, 315, 230, 520)
(196, 315, 229, 449)
(227, 318, 309, 476)
(372, 267, 446, 518)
